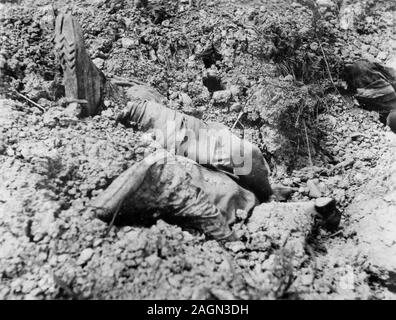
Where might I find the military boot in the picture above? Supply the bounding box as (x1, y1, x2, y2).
(55, 8, 106, 116)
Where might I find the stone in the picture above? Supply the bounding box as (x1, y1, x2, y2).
(226, 241, 246, 253)
(179, 92, 193, 107)
(316, 0, 335, 8)
(212, 90, 232, 104)
(377, 51, 388, 61)
(283, 74, 294, 82)
(229, 85, 240, 97)
(121, 38, 136, 49)
(209, 288, 236, 300)
(93, 58, 104, 69)
(22, 280, 36, 293)
(145, 254, 160, 266)
(230, 102, 242, 112)
(64, 102, 82, 118)
(40, 12, 55, 33)
(335, 158, 354, 170)
(310, 42, 319, 51)
(218, 259, 231, 272)
(307, 179, 322, 198)
(77, 248, 94, 265)
(339, 3, 363, 30)
(300, 273, 314, 286)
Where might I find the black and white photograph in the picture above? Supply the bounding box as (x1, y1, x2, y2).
(0, 0, 395, 302)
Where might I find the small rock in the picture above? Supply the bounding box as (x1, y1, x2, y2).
(168, 276, 181, 288)
(310, 42, 319, 51)
(121, 38, 136, 49)
(377, 51, 388, 61)
(361, 150, 374, 161)
(6, 146, 14, 156)
(145, 254, 160, 266)
(101, 108, 114, 118)
(316, 0, 335, 7)
(229, 85, 240, 97)
(39, 10, 55, 32)
(213, 90, 232, 104)
(93, 58, 104, 69)
(214, 256, 223, 264)
(191, 287, 211, 300)
(77, 248, 94, 266)
(64, 102, 82, 118)
(218, 259, 231, 272)
(335, 158, 355, 170)
(209, 288, 236, 300)
(333, 188, 346, 203)
(230, 102, 242, 112)
(236, 209, 248, 220)
(22, 280, 36, 293)
(300, 273, 314, 286)
(169, 92, 178, 100)
(182, 231, 194, 241)
(179, 92, 193, 107)
(307, 179, 322, 198)
(43, 112, 58, 128)
(226, 241, 245, 253)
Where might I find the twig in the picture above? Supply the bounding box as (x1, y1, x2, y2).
(231, 110, 244, 130)
(318, 41, 337, 90)
(329, 229, 343, 238)
(231, 92, 254, 130)
(318, 41, 349, 105)
(281, 230, 291, 248)
(303, 120, 313, 167)
(14, 91, 45, 112)
(103, 200, 123, 237)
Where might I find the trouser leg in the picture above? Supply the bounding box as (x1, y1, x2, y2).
(119, 100, 273, 202)
(91, 151, 237, 240)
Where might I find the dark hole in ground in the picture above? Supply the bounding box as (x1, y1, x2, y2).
(200, 46, 223, 68)
(202, 75, 225, 93)
(150, 7, 171, 25)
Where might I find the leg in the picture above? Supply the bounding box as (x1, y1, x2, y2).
(90, 151, 240, 241)
(119, 100, 274, 202)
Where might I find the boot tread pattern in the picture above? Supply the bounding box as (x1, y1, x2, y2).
(55, 14, 77, 72)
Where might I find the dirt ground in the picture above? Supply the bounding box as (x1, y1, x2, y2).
(0, 0, 396, 299)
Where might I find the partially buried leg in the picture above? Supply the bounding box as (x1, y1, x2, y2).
(90, 151, 258, 241)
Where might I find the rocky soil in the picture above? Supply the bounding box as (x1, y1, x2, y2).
(0, 0, 395, 299)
